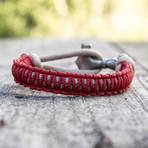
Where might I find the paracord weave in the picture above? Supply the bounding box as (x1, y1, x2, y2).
(12, 54, 134, 96)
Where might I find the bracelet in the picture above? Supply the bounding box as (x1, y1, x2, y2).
(12, 43, 135, 96)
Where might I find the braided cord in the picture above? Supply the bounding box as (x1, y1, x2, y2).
(12, 54, 134, 96)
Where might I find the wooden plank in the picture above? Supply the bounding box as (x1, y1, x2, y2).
(0, 39, 148, 148)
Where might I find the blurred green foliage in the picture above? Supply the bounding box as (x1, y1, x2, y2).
(0, 0, 148, 41)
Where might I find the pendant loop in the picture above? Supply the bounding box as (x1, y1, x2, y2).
(30, 43, 103, 74)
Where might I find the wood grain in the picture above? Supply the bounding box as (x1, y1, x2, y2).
(0, 39, 147, 148)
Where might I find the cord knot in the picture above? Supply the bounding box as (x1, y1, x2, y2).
(115, 53, 135, 73)
(29, 53, 42, 68)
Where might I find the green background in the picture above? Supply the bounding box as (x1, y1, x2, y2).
(1, 0, 148, 41)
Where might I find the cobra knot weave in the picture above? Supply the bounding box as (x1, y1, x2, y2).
(12, 54, 134, 96)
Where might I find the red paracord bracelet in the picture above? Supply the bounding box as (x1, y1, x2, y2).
(12, 43, 135, 96)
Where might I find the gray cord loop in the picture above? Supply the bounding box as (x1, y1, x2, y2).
(29, 43, 135, 74)
(30, 49, 103, 74)
(30, 43, 104, 74)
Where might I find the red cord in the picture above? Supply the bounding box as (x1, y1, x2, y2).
(12, 54, 134, 96)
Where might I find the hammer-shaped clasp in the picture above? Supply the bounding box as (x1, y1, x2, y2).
(76, 43, 117, 71)
(76, 57, 117, 70)
(75, 43, 103, 73)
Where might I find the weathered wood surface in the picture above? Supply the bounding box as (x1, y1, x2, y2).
(0, 39, 148, 148)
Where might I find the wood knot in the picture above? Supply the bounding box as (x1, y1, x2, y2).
(0, 119, 6, 127)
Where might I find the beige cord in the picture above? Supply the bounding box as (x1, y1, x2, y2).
(30, 49, 103, 74)
(39, 49, 103, 62)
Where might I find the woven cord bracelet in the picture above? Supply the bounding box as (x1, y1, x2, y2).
(12, 43, 135, 96)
